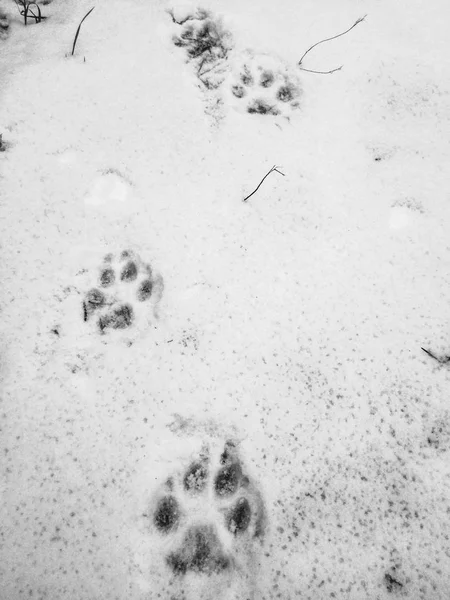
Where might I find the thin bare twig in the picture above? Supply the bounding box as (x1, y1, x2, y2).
(167, 8, 208, 25)
(71, 6, 95, 56)
(27, 3, 42, 23)
(197, 58, 218, 78)
(421, 347, 450, 364)
(299, 65, 343, 75)
(298, 15, 366, 74)
(243, 165, 285, 203)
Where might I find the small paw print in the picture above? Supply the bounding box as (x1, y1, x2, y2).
(82, 250, 163, 336)
(146, 439, 266, 595)
(227, 51, 302, 118)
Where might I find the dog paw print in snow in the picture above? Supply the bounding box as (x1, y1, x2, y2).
(170, 6, 232, 90)
(82, 249, 163, 336)
(145, 439, 266, 600)
(225, 51, 302, 118)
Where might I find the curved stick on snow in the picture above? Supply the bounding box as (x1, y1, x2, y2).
(421, 347, 450, 365)
(22, 2, 42, 25)
(243, 165, 285, 203)
(298, 15, 366, 74)
(299, 65, 343, 75)
(71, 7, 95, 57)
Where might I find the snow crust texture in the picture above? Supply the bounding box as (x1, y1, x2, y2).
(1, 0, 450, 599)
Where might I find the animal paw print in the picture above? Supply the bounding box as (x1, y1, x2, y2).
(226, 51, 302, 118)
(82, 250, 163, 335)
(170, 7, 232, 90)
(148, 440, 266, 591)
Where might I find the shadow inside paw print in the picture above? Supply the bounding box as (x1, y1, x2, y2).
(154, 496, 181, 533)
(98, 303, 134, 332)
(247, 99, 280, 116)
(167, 524, 231, 575)
(82, 250, 163, 335)
(149, 440, 266, 582)
(0, 11, 9, 39)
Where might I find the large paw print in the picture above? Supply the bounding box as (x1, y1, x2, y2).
(226, 51, 302, 118)
(148, 440, 266, 586)
(82, 250, 163, 335)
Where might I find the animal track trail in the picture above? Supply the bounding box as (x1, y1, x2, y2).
(169, 6, 302, 122)
(143, 439, 267, 600)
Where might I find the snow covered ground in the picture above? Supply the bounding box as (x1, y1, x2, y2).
(0, 0, 449, 598)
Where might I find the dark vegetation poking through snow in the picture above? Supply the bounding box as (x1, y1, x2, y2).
(13, 0, 47, 26)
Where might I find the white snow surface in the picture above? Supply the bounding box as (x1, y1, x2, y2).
(0, 0, 450, 598)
